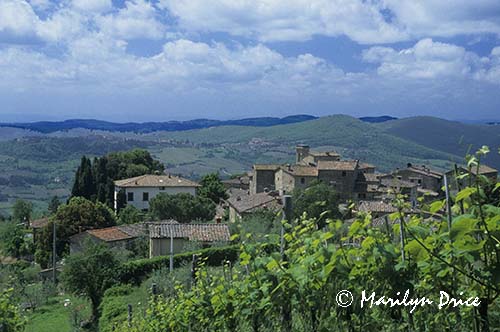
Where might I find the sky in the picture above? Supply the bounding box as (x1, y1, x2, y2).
(0, 0, 500, 122)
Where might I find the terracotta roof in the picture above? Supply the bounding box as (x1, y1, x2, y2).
(458, 164, 497, 175)
(149, 223, 230, 242)
(114, 174, 200, 188)
(359, 162, 376, 170)
(281, 165, 318, 177)
(380, 177, 417, 188)
(317, 160, 359, 171)
(253, 164, 281, 171)
(226, 192, 281, 214)
(357, 200, 398, 214)
(406, 165, 443, 179)
(86, 224, 146, 242)
(31, 217, 49, 229)
(309, 151, 340, 157)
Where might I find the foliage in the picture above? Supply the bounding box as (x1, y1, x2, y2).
(61, 240, 121, 323)
(70, 149, 164, 208)
(121, 147, 500, 332)
(0, 221, 30, 258)
(0, 288, 25, 332)
(71, 156, 95, 201)
(12, 199, 33, 224)
(47, 196, 61, 215)
(292, 180, 340, 227)
(148, 193, 215, 223)
(35, 197, 116, 267)
(119, 245, 241, 285)
(118, 205, 145, 225)
(198, 173, 228, 204)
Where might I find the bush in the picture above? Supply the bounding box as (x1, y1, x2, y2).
(119, 245, 241, 284)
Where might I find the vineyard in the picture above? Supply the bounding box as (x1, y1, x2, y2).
(121, 148, 500, 332)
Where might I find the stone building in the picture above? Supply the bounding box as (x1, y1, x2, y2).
(250, 145, 376, 200)
(382, 163, 443, 195)
(114, 174, 200, 211)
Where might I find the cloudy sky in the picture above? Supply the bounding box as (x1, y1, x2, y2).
(0, 0, 499, 122)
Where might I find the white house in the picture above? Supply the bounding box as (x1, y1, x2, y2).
(114, 174, 200, 211)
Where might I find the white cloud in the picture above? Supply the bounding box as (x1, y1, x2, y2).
(0, 0, 39, 37)
(96, 0, 165, 40)
(362, 39, 490, 80)
(159, 0, 405, 44)
(382, 0, 500, 39)
(159, 0, 500, 43)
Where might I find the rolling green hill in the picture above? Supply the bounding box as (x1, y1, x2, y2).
(376, 116, 500, 169)
(0, 114, 496, 215)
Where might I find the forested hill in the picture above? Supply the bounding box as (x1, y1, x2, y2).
(0, 115, 317, 134)
(376, 116, 500, 170)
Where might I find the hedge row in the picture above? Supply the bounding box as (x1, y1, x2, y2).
(119, 245, 241, 284)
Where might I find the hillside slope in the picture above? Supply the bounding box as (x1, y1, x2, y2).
(149, 115, 460, 171)
(377, 117, 500, 169)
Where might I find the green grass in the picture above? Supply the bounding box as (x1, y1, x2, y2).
(26, 295, 90, 332)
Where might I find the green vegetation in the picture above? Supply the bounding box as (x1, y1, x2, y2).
(1, 115, 499, 214)
(148, 193, 215, 223)
(292, 180, 341, 227)
(71, 149, 164, 209)
(118, 148, 499, 331)
(198, 173, 228, 204)
(61, 241, 121, 325)
(35, 197, 116, 268)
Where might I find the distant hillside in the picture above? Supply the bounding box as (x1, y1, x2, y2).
(0, 115, 317, 134)
(377, 116, 500, 169)
(359, 116, 398, 123)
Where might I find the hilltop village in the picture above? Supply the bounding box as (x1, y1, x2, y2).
(31, 144, 496, 259)
(3, 145, 500, 331)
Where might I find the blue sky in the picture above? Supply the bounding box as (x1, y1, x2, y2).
(0, 0, 499, 122)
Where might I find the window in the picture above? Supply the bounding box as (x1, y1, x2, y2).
(418, 179, 422, 184)
(160, 186, 165, 191)
(300, 177, 305, 184)
(127, 192, 134, 202)
(342, 171, 347, 177)
(143, 192, 149, 201)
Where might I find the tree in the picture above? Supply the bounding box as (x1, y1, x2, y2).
(292, 181, 340, 227)
(0, 222, 28, 258)
(61, 241, 120, 323)
(48, 196, 61, 215)
(35, 197, 116, 267)
(198, 173, 228, 204)
(149, 193, 215, 223)
(70, 149, 164, 209)
(118, 205, 144, 225)
(12, 199, 32, 224)
(0, 288, 25, 332)
(71, 156, 96, 200)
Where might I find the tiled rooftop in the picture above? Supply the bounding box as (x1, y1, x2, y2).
(114, 174, 200, 188)
(149, 223, 230, 242)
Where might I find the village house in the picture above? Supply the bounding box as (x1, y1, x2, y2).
(225, 192, 281, 223)
(383, 163, 443, 194)
(445, 164, 498, 191)
(250, 145, 376, 200)
(356, 200, 398, 218)
(114, 174, 200, 211)
(221, 175, 251, 190)
(69, 224, 146, 254)
(148, 221, 231, 257)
